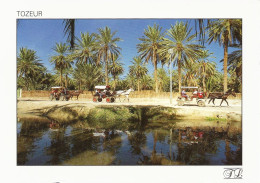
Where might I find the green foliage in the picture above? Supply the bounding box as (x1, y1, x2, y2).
(109, 54, 124, 89)
(73, 32, 96, 64)
(137, 23, 165, 93)
(50, 43, 73, 87)
(86, 107, 137, 130)
(17, 47, 46, 90)
(95, 26, 122, 85)
(207, 19, 242, 92)
(18, 20, 242, 93)
(129, 56, 148, 91)
(73, 63, 104, 90)
(161, 21, 203, 93)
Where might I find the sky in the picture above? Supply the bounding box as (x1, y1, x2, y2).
(17, 19, 238, 77)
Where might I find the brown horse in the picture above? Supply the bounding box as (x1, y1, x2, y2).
(70, 90, 82, 100)
(208, 89, 236, 106)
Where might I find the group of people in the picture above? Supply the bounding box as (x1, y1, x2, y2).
(181, 87, 202, 100)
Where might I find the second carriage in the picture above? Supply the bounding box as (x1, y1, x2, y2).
(92, 85, 116, 103)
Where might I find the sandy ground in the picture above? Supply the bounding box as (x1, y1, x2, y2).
(17, 97, 242, 116)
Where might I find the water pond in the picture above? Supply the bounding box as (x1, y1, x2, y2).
(17, 116, 242, 165)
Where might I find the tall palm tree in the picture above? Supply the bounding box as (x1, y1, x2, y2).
(162, 21, 203, 94)
(197, 50, 216, 93)
(73, 32, 96, 64)
(63, 19, 76, 50)
(129, 56, 148, 92)
(17, 47, 44, 90)
(50, 43, 72, 87)
(108, 54, 124, 90)
(207, 19, 242, 92)
(95, 26, 122, 86)
(137, 23, 164, 93)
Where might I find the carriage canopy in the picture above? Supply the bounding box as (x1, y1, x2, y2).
(51, 86, 64, 89)
(94, 85, 110, 90)
(181, 86, 198, 89)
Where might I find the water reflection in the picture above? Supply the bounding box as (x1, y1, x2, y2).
(17, 117, 242, 165)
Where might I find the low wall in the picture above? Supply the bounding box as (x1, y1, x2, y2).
(20, 90, 242, 99)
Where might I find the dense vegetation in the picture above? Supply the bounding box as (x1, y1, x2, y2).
(17, 19, 242, 93)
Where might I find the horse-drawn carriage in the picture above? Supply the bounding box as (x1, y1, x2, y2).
(92, 86, 134, 103)
(177, 86, 206, 107)
(49, 86, 70, 101)
(92, 85, 116, 103)
(177, 86, 236, 107)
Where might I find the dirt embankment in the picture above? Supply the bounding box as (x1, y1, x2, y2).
(17, 98, 242, 122)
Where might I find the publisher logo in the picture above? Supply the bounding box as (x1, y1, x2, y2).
(223, 168, 243, 179)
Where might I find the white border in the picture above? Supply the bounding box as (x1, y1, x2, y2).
(1, 0, 260, 182)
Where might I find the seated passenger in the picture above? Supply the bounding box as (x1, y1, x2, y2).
(182, 89, 188, 98)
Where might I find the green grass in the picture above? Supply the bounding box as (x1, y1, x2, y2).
(205, 117, 226, 121)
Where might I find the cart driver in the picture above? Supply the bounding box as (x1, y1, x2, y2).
(191, 89, 198, 99)
(182, 89, 188, 99)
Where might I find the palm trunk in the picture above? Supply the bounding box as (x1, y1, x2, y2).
(60, 68, 63, 87)
(202, 76, 206, 93)
(105, 49, 109, 86)
(223, 38, 228, 93)
(114, 75, 116, 90)
(178, 59, 181, 94)
(65, 74, 68, 88)
(153, 51, 158, 93)
(137, 79, 140, 92)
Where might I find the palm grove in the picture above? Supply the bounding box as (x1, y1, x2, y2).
(17, 19, 242, 94)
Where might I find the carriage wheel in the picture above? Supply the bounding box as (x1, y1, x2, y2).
(93, 97, 97, 102)
(98, 98, 102, 102)
(197, 100, 205, 107)
(49, 94, 54, 101)
(177, 100, 184, 106)
(111, 97, 115, 103)
(106, 97, 111, 103)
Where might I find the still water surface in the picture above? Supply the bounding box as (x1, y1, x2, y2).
(17, 117, 242, 165)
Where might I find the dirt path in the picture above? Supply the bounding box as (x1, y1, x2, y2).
(17, 97, 241, 120)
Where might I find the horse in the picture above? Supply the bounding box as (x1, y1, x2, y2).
(70, 90, 82, 100)
(207, 89, 236, 106)
(114, 88, 134, 102)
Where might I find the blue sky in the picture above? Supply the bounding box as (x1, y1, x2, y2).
(17, 19, 238, 77)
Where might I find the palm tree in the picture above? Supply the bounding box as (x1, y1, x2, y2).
(73, 32, 96, 64)
(63, 67, 73, 89)
(221, 44, 242, 82)
(63, 19, 76, 49)
(17, 47, 44, 90)
(73, 63, 104, 90)
(157, 68, 169, 92)
(50, 43, 72, 87)
(140, 75, 153, 90)
(197, 50, 216, 93)
(207, 19, 242, 92)
(137, 23, 165, 93)
(108, 54, 124, 90)
(129, 56, 148, 92)
(162, 21, 203, 94)
(183, 64, 198, 87)
(95, 26, 122, 86)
